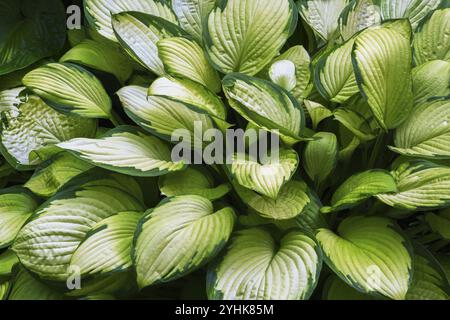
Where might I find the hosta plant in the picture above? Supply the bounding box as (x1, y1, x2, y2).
(0, 0, 449, 300)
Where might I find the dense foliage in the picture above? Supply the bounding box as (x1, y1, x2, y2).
(0, 0, 449, 300)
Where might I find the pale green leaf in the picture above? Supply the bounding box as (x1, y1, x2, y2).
(412, 60, 450, 105)
(304, 132, 338, 185)
(172, 0, 216, 42)
(339, 0, 381, 41)
(304, 100, 333, 130)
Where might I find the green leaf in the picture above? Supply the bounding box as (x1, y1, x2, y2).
(334, 107, 377, 141)
(8, 267, 64, 300)
(0, 0, 66, 75)
(70, 211, 142, 276)
(204, 0, 298, 75)
(304, 100, 333, 130)
(207, 227, 322, 300)
(298, 0, 350, 40)
(323, 275, 375, 300)
(24, 152, 93, 199)
(412, 60, 450, 105)
(172, 0, 216, 42)
(112, 12, 185, 76)
(424, 212, 450, 240)
(228, 148, 299, 199)
(0, 187, 39, 248)
(0, 281, 9, 300)
(322, 170, 397, 213)
(339, 0, 381, 41)
(84, 0, 178, 42)
(60, 40, 134, 84)
(315, 37, 359, 103)
(413, 8, 450, 65)
(316, 216, 413, 300)
(377, 0, 442, 30)
(65, 272, 134, 297)
(304, 132, 338, 185)
(234, 180, 312, 220)
(148, 76, 227, 121)
(0, 92, 97, 170)
(118, 85, 215, 144)
(158, 37, 221, 92)
(391, 98, 450, 159)
(352, 20, 413, 130)
(376, 160, 450, 211)
(22, 63, 112, 119)
(0, 250, 19, 277)
(12, 172, 144, 281)
(134, 196, 236, 289)
(223, 73, 305, 146)
(58, 126, 186, 177)
(263, 46, 312, 100)
(406, 244, 450, 300)
(159, 167, 231, 200)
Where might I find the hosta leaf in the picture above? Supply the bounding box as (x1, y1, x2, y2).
(298, 0, 350, 40)
(0, 281, 9, 300)
(0, 0, 65, 75)
(413, 8, 450, 65)
(22, 63, 112, 119)
(424, 212, 450, 240)
(12, 172, 144, 281)
(70, 212, 142, 276)
(268, 60, 297, 92)
(58, 126, 186, 177)
(172, 0, 216, 42)
(0, 250, 19, 277)
(148, 76, 227, 120)
(334, 107, 377, 141)
(264, 46, 311, 100)
(228, 148, 299, 199)
(377, 0, 442, 30)
(316, 216, 413, 300)
(223, 73, 305, 146)
(406, 244, 450, 300)
(204, 0, 298, 75)
(322, 170, 397, 213)
(323, 275, 374, 300)
(352, 20, 413, 130)
(315, 37, 359, 103)
(0, 188, 38, 248)
(0, 92, 97, 169)
(412, 60, 450, 105)
(207, 227, 322, 300)
(60, 40, 134, 84)
(112, 12, 185, 76)
(376, 160, 450, 211)
(24, 152, 93, 198)
(65, 272, 134, 297)
(304, 100, 333, 130)
(159, 167, 231, 200)
(234, 180, 311, 220)
(134, 196, 236, 288)
(8, 267, 64, 300)
(118, 85, 215, 144)
(304, 132, 338, 185)
(339, 0, 381, 41)
(392, 99, 450, 159)
(84, 0, 178, 42)
(158, 37, 221, 92)
(296, 191, 328, 231)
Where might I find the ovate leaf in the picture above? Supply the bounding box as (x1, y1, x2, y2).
(223, 73, 305, 145)
(376, 160, 450, 211)
(339, 0, 381, 41)
(158, 37, 221, 92)
(412, 60, 450, 105)
(322, 170, 397, 213)
(303, 132, 338, 185)
(0, 92, 97, 169)
(134, 196, 236, 288)
(204, 0, 298, 75)
(391, 99, 450, 159)
(352, 20, 413, 130)
(413, 8, 450, 65)
(207, 227, 322, 300)
(172, 0, 216, 42)
(22, 63, 112, 119)
(0, 187, 38, 248)
(58, 126, 186, 177)
(84, 0, 178, 42)
(316, 216, 413, 300)
(229, 148, 299, 199)
(159, 167, 231, 200)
